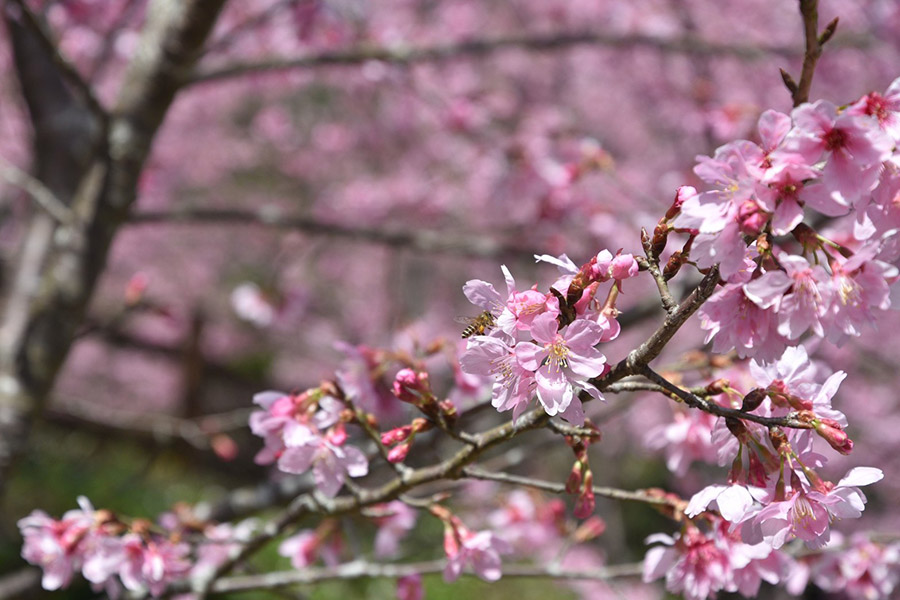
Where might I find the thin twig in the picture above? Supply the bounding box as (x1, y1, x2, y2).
(190, 30, 849, 85)
(787, 0, 838, 106)
(639, 365, 813, 430)
(461, 466, 679, 507)
(208, 559, 645, 593)
(0, 156, 76, 224)
(128, 208, 541, 259)
(594, 266, 720, 387)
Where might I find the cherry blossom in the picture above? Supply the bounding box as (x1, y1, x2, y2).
(443, 528, 512, 583)
(514, 312, 606, 424)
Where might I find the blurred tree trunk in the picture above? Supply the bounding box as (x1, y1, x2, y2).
(0, 0, 228, 501)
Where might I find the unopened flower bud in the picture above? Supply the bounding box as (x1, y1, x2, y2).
(651, 220, 669, 258)
(610, 253, 639, 280)
(392, 369, 431, 405)
(411, 418, 431, 434)
(573, 471, 595, 519)
(741, 388, 767, 412)
(705, 378, 729, 395)
(738, 200, 767, 236)
(666, 186, 696, 220)
(768, 428, 791, 456)
(381, 425, 412, 446)
(663, 250, 686, 280)
(326, 423, 347, 446)
(566, 462, 583, 494)
(814, 419, 854, 455)
(725, 417, 750, 442)
(211, 433, 239, 461)
(397, 574, 424, 600)
(388, 443, 411, 463)
(573, 516, 606, 543)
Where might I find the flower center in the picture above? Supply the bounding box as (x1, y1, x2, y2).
(547, 339, 570, 371)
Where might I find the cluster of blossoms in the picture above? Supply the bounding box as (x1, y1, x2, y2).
(643, 277, 890, 594)
(459, 251, 639, 425)
(17, 497, 257, 597)
(249, 387, 368, 496)
(637, 80, 900, 599)
(19, 65, 900, 600)
(680, 79, 900, 361)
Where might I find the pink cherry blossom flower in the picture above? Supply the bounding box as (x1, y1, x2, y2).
(685, 484, 756, 523)
(643, 528, 732, 600)
(488, 491, 563, 555)
(277, 421, 369, 497)
(514, 313, 606, 425)
(397, 574, 424, 600)
(744, 254, 832, 339)
(192, 520, 258, 580)
(118, 535, 191, 597)
(847, 76, 900, 142)
(740, 467, 883, 549)
(698, 283, 788, 361)
(18, 496, 95, 591)
(756, 158, 820, 235)
(460, 334, 536, 421)
(443, 529, 512, 582)
(278, 528, 341, 569)
(374, 501, 418, 558)
(823, 244, 898, 344)
(748, 345, 818, 399)
(782, 100, 893, 208)
(811, 534, 900, 600)
(645, 410, 718, 475)
(497, 265, 560, 332)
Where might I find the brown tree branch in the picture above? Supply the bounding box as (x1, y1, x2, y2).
(785, 0, 839, 106)
(461, 466, 680, 508)
(208, 560, 644, 593)
(128, 208, 541, 258)
(190, 30, 868, 85)
(595, 266, 720, 388)
(6, 0, 107, 118)
(0, 155, 75, 225)
(639, 365, 813, 430)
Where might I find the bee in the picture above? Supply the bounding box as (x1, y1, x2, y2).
(457, 311, 496, 339)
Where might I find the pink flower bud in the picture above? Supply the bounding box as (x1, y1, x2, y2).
(815, 419, 854, 455)
(574, 487, 595, 520)
(666, 185, 696, 220)
(565, 462, 583, 494)
(392, 369, 431, 405)
(211, 434, 239, 461)
(381, 425, 412, 446)
(443, 524, 460, 557)
(609, 253, 638, 280)
(738, 200, 767, 236)
(397, 574, 424, 600)
(573, 516, 606, 542)
(326, 423, 347, 446)
(388, 443, 411, 463)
